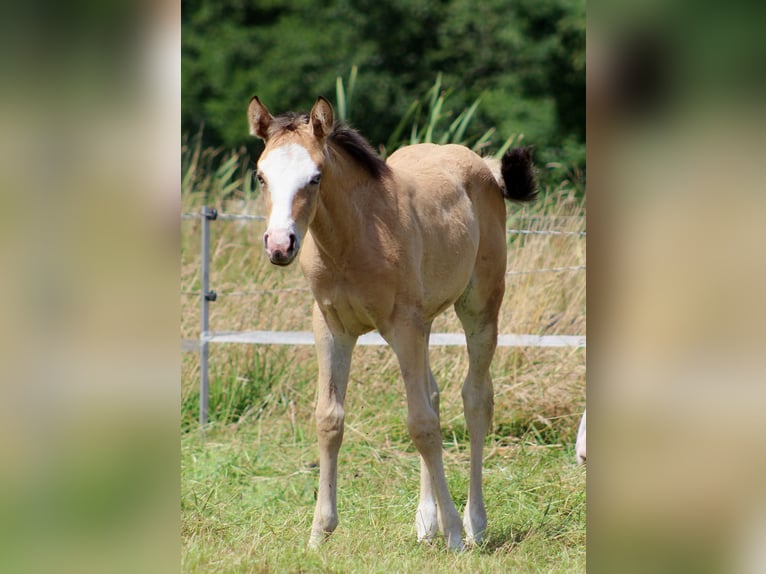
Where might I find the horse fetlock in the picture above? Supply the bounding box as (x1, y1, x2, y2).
(310, 509, 339, 545)
(308, 527, 333, 549)
(444, 528, 466, 552)
(463, 501, 487, 545)
(439, 506, 464, 551)
(415, 501, 438, 541)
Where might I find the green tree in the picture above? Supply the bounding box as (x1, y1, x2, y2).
(182, 0, 585, 187)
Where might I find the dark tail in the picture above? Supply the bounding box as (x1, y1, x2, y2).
(500, 146, 538, 202)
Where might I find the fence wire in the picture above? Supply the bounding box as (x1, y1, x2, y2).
(507, 228, 586, 237)
(506, 265, 586, 276)
(181, 210, 585, 297)
(182, 212, 585, 235)
(182, 212, 266, 221)
(181, 287, 312, 297)
(181, 266, 586, 298)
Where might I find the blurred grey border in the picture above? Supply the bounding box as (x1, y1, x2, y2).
(589, 1, 766, 572)
(0, 1, 180, 573)
(2, 0, 766, 572)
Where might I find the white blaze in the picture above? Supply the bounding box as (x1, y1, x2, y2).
(259, 143, 319, 231)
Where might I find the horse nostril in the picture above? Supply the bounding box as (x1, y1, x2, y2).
(288, 233, 296, 252)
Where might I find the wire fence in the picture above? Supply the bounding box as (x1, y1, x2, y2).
(182, 212, 266, 221)
(507, 265, 586, 276)
(180, 265, 587, 299)
(181, 211, 585, 293)
(506, 228, 586, 237)
(181, 207, 585, 425)
(182, 212, 586, 236)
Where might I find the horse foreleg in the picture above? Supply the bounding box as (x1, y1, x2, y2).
(309, 303, 356, 548)
(389, 319, 464, 551)
(416, 363, 440, 542)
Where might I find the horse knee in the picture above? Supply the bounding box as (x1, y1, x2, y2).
(407, 409, 441, 451)
(316, 402, 344, 445)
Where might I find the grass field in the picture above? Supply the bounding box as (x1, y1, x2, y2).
(181, 145, 586, 572)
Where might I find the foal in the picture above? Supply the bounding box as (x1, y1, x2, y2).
(248, 96, 536, 550)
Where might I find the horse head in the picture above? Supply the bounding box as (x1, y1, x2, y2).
(247, 96, 333, 266)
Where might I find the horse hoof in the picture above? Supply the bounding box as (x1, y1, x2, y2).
(308, 530, 329, 549)
(465, 533, 484, 546)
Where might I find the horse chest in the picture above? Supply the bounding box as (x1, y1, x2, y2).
(304, 249, 396, 336)
(314, 288, 380, 336)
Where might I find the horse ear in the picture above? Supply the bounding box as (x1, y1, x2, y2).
(248, 96, 273, 140)
(310, 97, 334, 139)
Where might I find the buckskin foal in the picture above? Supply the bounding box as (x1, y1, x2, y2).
(248, 96, 536, 550)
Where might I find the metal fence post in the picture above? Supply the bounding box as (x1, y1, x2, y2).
(200, 206, 217, 426)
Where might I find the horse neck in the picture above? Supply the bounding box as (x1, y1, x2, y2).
(309, 150, 387, 262)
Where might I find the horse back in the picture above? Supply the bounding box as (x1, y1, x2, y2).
(386, 144, 508, 318)
(386, 143, 507, 242)
(387, 143, 505, 213)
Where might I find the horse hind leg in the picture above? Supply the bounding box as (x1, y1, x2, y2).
(455, 285, 502, 546)
(416, 323, 439, 542)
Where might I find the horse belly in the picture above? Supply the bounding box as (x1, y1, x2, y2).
(419, 193, 480, 319)
(388, 145, 484, 316)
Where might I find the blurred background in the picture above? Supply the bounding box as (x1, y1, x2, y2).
(181, 0, 585, 193)
(0, 1, 180, 573)
(1, 0, 766, 571)
(179, 3, 587, 570)
(589, 1, 766, 572)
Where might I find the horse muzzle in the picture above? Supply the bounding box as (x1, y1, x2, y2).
(264, 229, 299, 266)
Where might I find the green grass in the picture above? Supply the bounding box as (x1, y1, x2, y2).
(181, 343, 586, 571)
(182, 418, 585, 573)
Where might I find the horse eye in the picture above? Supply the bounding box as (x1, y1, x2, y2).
(310, 174, 321, 185)
(256, 173, 265, 185)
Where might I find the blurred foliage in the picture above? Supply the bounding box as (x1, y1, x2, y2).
(182, 0, 585, 192)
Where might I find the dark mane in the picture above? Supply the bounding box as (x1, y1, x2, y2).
(328, 125, 391, 180)
(267, 112, 390, 180)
